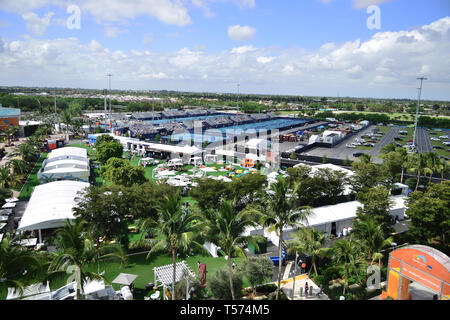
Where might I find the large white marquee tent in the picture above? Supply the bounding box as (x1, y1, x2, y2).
(18, 181, 90, 242)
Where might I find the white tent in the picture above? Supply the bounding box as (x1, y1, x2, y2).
(2, 202, 16, 209)
(168, 158, 183, 166)
(43, 147, 88, 167)
(153, 261, 195, 300)
(38, 158, 90, 183)
(18, 181, 90, 240)
(204, 154, 218, 163)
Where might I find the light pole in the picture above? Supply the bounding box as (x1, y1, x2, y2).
(291, 252, 298, 299)
(107, 74, 113, 133)
(412, 77, 427, 152)
(237, 83, 240, 110)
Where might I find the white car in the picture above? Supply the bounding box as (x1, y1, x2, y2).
(346, 144, 356, 148)
(439, 135, 449, 139)
(431, 137, 440, 141)
(443, 141, 450, 146)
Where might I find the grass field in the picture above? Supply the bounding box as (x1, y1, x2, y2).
(18, 152, 48, 200)
(429, 131, 450, 158)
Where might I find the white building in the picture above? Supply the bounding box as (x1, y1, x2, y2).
(39, 147, 90, 183)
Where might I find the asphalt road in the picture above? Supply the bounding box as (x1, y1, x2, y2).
(416, 127, 433, 153)
(369, 127, 400, 159)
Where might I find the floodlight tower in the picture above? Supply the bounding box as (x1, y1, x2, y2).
(237, 83, 240, 110)
(103, 89, 107, 120)
(107, 74, 113, 133)
(412, 77, 427, 152)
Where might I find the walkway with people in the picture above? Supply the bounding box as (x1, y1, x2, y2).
(280, 273, 330, 300)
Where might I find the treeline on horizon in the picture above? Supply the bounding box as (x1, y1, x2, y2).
(315, 110, 450, 129)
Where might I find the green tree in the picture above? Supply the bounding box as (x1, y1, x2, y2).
(189, 178, 231, 211)
(96, 140, 123, 164)
(407, 153, 428, 191)
(208, 267, 243, 300)
(356, 186, 395, 235)
(239, 257, 274, 295)
(350, 161, 390, 194)
(435, 158, 450, 183)
(94, 134, 115, 148)
(48, 220, 126, 300)
(353, 215, 393, 265)
(145, 194, 206, 300)
(286, 226, 330, 276)
(73, 185, 131, 246)
(0, 234, 43, 299)
(3, 125, 20, 146)
(200, 200, 257, 300)
(330, 238, 366, 295)
(100, 157, 146, 187)
(406, 181, 450, 249)
(0, 167, 20, 189)
(253, 177, 312, 299)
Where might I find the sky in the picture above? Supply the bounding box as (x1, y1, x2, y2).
(0, 0, 449, 100)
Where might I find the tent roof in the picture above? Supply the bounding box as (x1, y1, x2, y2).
(112, 273, 138, 286)
(18, 181, 90, 231)
(305, 200, 361, 227)
(47, 147, 87, 160)
(154, 261, 195, 286)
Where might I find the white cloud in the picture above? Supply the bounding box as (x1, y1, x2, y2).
(228, 25, 256, 41)
(21, 11, 54, 36)
(104, 25, 129, 38)
(0, 17, 449, 99)
(231, 45, 255, 54)
(352, 0, 392, 9)
(257, 56, 276, 64)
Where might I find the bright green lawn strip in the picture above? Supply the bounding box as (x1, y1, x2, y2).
(18, 152, 48, 200)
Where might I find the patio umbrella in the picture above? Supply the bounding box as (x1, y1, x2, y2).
(112, 273, 138, 286)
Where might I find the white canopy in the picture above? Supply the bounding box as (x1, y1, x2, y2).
(153, 261, 195, 287)
(18, 181, 90, 231)
(5, 197, 19, 203)
(2, 202, 16, 209)
(112, 273, 138, 286)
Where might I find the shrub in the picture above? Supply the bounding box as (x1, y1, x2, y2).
(255, 283, 277, 294)
(208, 268, 243, 300)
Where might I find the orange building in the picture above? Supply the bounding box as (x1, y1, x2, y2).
(382, 245, 450, 300)
(0, 107, 20, 130)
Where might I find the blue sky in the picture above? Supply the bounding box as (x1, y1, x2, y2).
(0, 0, 449, 99)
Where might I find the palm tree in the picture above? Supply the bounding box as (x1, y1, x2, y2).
(359, 153, 372, 164)
(61, 110, 72, 135)
(0, 233, 43, 299)
(424, 152, 438, 183)
(48, 219, 126, 300)
(407, 153, 428, 191)
(7, 158, 29, 176)
(396, 147, 408, 184)
(256, 177, 312, 299)
(331, 238, 366, 295)
(200, 199, 258, 300)
(435, 158, 450, 184)
(145, 194, 206, 300)
(286, 226, 330, 276)
(0, 166, 20, 189)
(353, 216, 393, 265)
(3, 126, 19, 146)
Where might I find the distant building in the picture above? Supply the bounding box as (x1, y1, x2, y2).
(0, 106, 20, 131)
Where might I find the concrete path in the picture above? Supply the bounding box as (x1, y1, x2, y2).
(280, 274, 330, 300)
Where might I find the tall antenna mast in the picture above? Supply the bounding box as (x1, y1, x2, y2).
(103, 89, 107, 120)
(237, 83, 240, 111)
(412, 77, 427, 152)
(107, 74, 113, 133)
(54, 88, 57, 114)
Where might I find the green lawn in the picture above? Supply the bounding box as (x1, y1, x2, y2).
(46, 251, 249, 299)
(18, 152, 48, 200)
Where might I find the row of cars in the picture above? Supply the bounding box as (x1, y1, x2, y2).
(346, 130, 384, 149)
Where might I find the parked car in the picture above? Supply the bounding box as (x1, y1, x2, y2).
(395, 143, 403, 147)
(346, 144, 356, 148)
(439, 135, 449, 139)
(353, 152, 364, 157)
(433, 145, 444, 149)
(364, 143, 375, 147)
(443, 141, 450, 146)
(430, 137, 440, 141)
(368, 140, 377, 143)
(394, 137, 403, 141)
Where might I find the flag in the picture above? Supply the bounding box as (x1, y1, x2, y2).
(199, 264, 207, 288)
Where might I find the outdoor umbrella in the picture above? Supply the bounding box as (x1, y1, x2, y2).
(112, 273, 138, 286)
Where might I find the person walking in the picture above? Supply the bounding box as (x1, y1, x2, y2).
(317, 284, 323, 297)
(304, 282, 309, 297)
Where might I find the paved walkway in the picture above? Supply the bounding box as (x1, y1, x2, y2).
(279, 274, 330, 300)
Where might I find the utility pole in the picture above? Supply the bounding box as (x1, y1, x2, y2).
(152, 93, 155, 126)
(103, 89, 107, 120)
(412, 77, 427, 152)
(107, 74, 113, 133)
(237, 83, 240, 111)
